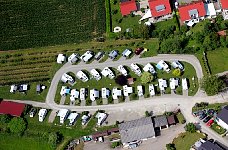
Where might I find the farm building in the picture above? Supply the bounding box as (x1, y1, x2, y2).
(0, 101, 25, 117)
(119, 117, 155, 147)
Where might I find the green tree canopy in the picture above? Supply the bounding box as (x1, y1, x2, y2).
(201, 75, 225, 96)
(0, 114, 11, 124)
(48, 132, 58, 148)
(7, 117, 26, 135)
(160, 37, 182, 54)
(185, 123, 196, 133)
(141, 72, 154, 84)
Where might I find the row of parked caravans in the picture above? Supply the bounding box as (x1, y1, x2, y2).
(60, 77, 188, 102)
(60, 60, 185, 84)
(57, 48, 147, 64)
(37, 108, 107, 126)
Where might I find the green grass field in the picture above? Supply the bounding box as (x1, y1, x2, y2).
(0, 0, 105, 50)
(0, 133, 52, 150)
(173, 132, 205, 150)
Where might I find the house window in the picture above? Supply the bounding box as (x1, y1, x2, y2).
(155, 5, 165, 12)
(189, 9, 199, 19)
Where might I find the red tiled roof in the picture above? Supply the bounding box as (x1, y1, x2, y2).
(221, 0, 228, 9)
(0, 101, 25, 117)
(178, 1, 206, 22)
(148, 0, 172, 18)
(120, 0, 137, 16)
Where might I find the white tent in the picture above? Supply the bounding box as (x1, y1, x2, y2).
(169, 78, 179, 90)
(158, 79, 167, 91)
(76, 71, 89, 82)
(70, 89, 79, 101)
(38, 109, 47, 122)
(182, 78, 188, 90)
(117, 65, 128, 76)
(57, 54, 65, 64)
(90, 69, 101, 80)
(68, 53, 79, 64)
(57, 109, 69, 124)
(139, 9, 152, 22)
(90, 89, 99, 101)
(80, 51, 93, 62)
(102, 88, 110, 99)
(67, 112, 79, 125)
(130, 63, 142, 76)
(149, 84, 155, 96)
(112, 88, 122, 100)
(137, 85, 143, 97)
(80, 88, 86, 100)
(123, 85, 133, 97)
(143, 63, 156, 74)
(96, 112, 107, 126)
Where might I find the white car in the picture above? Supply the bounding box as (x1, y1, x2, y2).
(117, 65, 128, 76)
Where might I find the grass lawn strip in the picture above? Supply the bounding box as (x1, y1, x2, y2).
(172, 132, 205, 150)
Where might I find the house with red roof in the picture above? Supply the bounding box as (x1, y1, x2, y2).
(148, 0, 172, 22)
(220, 0, 228, 20)
(178, 1, 206, 25)
(0, 101, 25, 117)
(120, 0, 137, 16)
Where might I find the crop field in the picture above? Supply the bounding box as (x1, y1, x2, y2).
(0, 0, 106, 50)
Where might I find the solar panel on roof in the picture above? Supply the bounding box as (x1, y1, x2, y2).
(156, 5, 165, 12)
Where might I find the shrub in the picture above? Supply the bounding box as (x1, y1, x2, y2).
(166, 143, 176, 150)
(7, 117, 27, 135)
(185, 123, 196, 133)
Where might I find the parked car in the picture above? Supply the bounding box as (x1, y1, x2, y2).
(199, 113, 207, 120)
(206, 119, 214, 127)
(95, 51, 104, 61)
(29, 108, 37, 118)
(207, 109, 215, 116)
(135, 47, 144, 55)
(203, 116, 211, 123)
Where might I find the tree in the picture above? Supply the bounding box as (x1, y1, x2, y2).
(201, 75, 225, 96)
(203, 33, 220, 51)
(7, 117, 26, 135)
(115, 75, 128, 86)
(0, 114, 11, 124)
(141, 72, 154, 84)
(166, 143, 176, 150)
(172, 69, 182, 76)
(160, 38, 182, 54)
(185, 123, 196, 133)
(140, 25, 150, 39)
(48, 132, 58, 148)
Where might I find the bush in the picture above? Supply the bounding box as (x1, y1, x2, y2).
(141, 72, 154, 84)
(111, 141, 121, 148)
(185, 123, 196, 133)
(8, 117, 27, 135)
(145, 111, 151, 117)
(0, 114, 11, 124)
(166, 143, 176, 150)
(172, 69, 182, 76)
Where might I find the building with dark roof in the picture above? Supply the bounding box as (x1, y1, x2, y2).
(120, 0, 137, 16)
(178, 1, 206, 24)
(216, 105, 228, 130)
(0, 101, 25, 117)
(153, 116, 168, 129)
(148, 0, 172, 19)
(119, 117, 155, 146)
(198, 141, 225, 150)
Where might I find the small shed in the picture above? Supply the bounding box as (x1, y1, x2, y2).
(167, 115, 176, 126)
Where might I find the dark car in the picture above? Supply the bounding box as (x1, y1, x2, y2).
(203, 116, 211, 123)
(135, 47, 144, 55)
(29, 108, 37, 118)
(199, 113, 207, 120)
(207, 109, 215, 116)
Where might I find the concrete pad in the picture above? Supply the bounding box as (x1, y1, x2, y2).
(48, 110, 58, 123)
(59, 96, 66, 105)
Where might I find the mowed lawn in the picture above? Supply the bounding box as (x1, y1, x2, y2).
(0, 0, 105, 50)
(0, 133, 52, 150)
(173, 132, 205, 150)
(207, 48, 228, 74)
